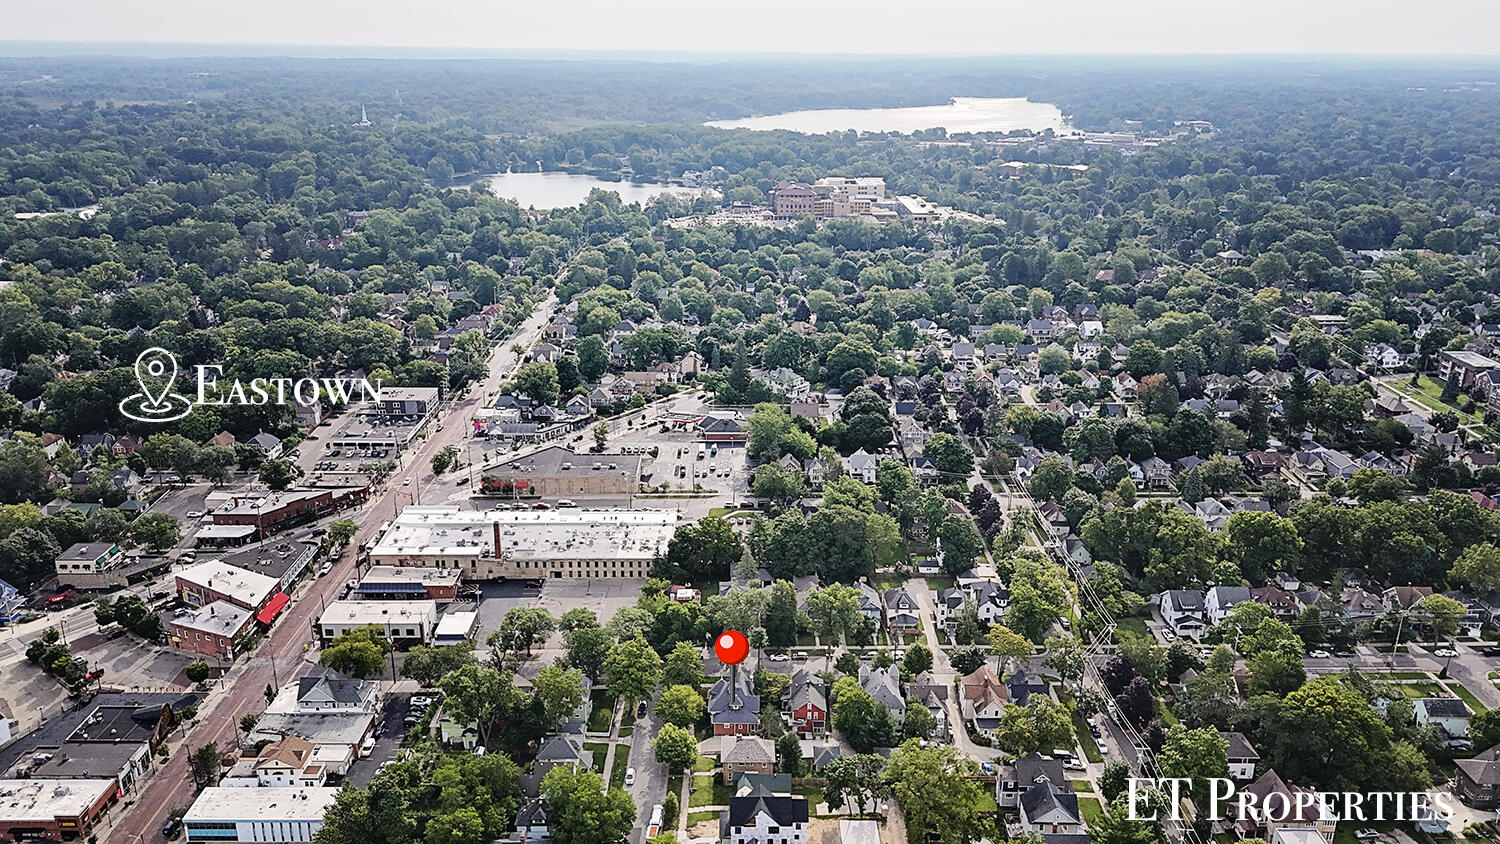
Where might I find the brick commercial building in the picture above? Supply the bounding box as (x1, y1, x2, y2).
(0, 778, 119, 841)
(354, 566, 462, 601)
(170, 601, 253, 660)
(175, 560, 281, 613)
(483, 446, 642, 498)
(210, 487, 366, 538)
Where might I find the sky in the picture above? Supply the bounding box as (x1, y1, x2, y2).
(6, 0, 1500, 56)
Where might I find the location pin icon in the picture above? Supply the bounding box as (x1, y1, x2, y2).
(134, 347, 179, 410)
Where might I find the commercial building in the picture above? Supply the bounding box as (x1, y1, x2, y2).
(210, 488, 367, 538)
(316, 600, 438, 646)
(483, 445, 643, 498)
(175, 560, 282, 614)
(812, 176, 885, 203)
(434, 611, 480, 645)
(217, 535, 319, 593)
(183, 787, 339, 843)
(354, 566, 461, 601)
(365, 506, 677, 580)
(170, 602, 254, 660)
(0, 694, 186, 796)
(53, 542, 125, 590)
(374, 386, 440, 418)
(1438, 350, 1500, 387)
(0, 779, 119, 841)
(769, 182, 817, 218)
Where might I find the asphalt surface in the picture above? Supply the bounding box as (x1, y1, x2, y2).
(105, 295, 556, 843)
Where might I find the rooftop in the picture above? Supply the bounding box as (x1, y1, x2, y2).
(318, 599, 436, 627)
(177, 559, 279, 608)
(172, 601, 251, 638)
(368, 506, 676, 562)
(184, 787, 340, 822)
(489, 444, 643, 478)
(0, 779, 117, 820)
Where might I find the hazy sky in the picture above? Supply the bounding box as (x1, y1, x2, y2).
(7, 0, 1500, 56)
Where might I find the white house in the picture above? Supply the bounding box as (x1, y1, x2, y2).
(1159, 590, 1207, 638)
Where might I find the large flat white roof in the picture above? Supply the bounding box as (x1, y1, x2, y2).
(0, 779, 115, 820)
(369, 506, 677, 562)
(176, 559, 279, 607)
(318, 599, 436, 627)
(184, 787, 340, 822)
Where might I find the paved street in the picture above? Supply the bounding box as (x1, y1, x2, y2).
(105, 295, 556, 843)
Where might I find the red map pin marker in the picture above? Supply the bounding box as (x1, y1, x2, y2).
(714, 630, 749, 665)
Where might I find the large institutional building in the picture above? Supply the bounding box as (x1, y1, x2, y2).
(364, 506, 677, 580)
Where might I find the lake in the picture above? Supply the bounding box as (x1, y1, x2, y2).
(479, 171, 714, 210)
(705, 96, 1069, 135)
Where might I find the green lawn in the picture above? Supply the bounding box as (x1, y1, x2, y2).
(620, 699, 637, 728)
(688, 810, 722, 825)
(1071, 779, 1094, 793)
(1446, 682, 1489, 712)
(1383, 682, 1445, 699)
(690, 777, 733, 808)
(587, 690, 616, 733)
(609, 750, 630, 789)
(793, 784, 826, 812)
(1116, 618, 1150, 640)
(1078, 796, 1104, 825)
(584, 741, 609, 759)
(693, 754, 715, 773)
(1153, 698, 1180, 727)
(1072, 713, 1103, 763)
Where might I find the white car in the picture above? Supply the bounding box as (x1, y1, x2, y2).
(1353, 830, 1381, 842)
(1307, 649, 1332, 659)
(768, 653, 790, 662)
(402, 477, 412, 486)
(624, 767, 636, 786)
(1434, 647, 1458, 657)
(187, 510, 203, 519)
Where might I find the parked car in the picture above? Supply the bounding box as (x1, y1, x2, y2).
(1308, 649, 1331, 659)
(768, 652, 790, 662)
(625, 767, 636, 786)
(1434, 647, 1458, 657)
(162, 817, 183, 839)
(1354, 830, 1381, 842)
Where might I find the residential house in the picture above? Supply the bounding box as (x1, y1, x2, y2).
(960, 666, 1009, 733)
(1018, 776, 1083, 837)
(721, 736, 775, 784)
(998, 753, 1066, 808)
(1455, 743, 1500, 808)
(709, 672, 761, 736)
(1221, 731, 1260, 780)
(785, 670, 827, 736)
(846, 450, 880, 484)
(1206, 586, 1252, 626)
(906, 674, 950, 741)
(1159, 590, 1208, 638)
(883, 588, 920, 635)
(857, 664, 906, 720)
(1414, 698, 1471, 738)
(1250, 586, 1299, 621)
(1235, 769, 1338, 842)
(1005, 669, 1049, 707)
(722, 786, 808, 844)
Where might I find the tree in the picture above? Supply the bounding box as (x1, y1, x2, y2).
(657, 684, 706, 728)
(328, 518, 358, 550)
(750, 462, 804, 502)
(1138, 372, 1179, 416)
(1043, 635, 1087, 688)
(806, 583, 861, 651)
(832, 677, 895, 752)
(987, 625, 1032, 673)
(320, 627, 389, 679)
(902, 698, 938, 740)
(402, 645, 475, 687)
(0, 527, 59, 589)
(185, 661, 211, 684)
(499, 608, 556, 659)
(1028, 458, 1073, 502)
(660, 516, 742, 582)
(1090, 803, 1166, 844)
(431, 445, 458, 475)
(1156, 725, 1229, 803)
(661, 642, 707, 689)
(1471, 708, 1500, 750)
(1264, 677, 1405, 790)
(1118, 676, 1155, 727)
(577, 337, 609, 381)
(129, 512, 181, 552)
(1247, 650, 1305, 696)
(995, 698, 1074, 755)
(902, 643, 933, 675)
(426, 807, 485, 844)
(776, 730, 801, 774)
(1225, 511, 1302, 581)
(883, 740, 987, 844)
(564, 626, 613, 679)
(938, 515, 984, 576)
(1413, 594, 1467, 646)
(603, 637, 662, 703)
(189, 743, 222, 790)
(533, 665, 586, 731)
(924, 433, 974, 479)
(1348, 468, 1404, 503)
(1099, 759, 1132, 803)
(540, 765, 635, 844)
(1452, 542, 1500, 592)
(652, 723, 697, 771)
(823, 754, 886, 816)
(592, 420, 609, 451)
(513, 362, 560, 405)
(764, 580, 799, 648)
(1006, 553, 1072, 641)
(258, 459, 296, 491)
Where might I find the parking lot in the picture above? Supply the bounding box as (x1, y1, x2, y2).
(344, 687, 438, 788)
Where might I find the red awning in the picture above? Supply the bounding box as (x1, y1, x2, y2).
(256, 592, 291, 625)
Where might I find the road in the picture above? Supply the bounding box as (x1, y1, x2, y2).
(106, 294, 556, 844)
